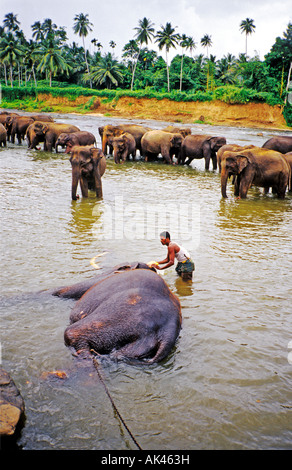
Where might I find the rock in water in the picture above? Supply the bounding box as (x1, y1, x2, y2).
(0, 368, 25, 436)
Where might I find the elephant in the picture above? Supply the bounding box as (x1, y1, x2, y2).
(70, 145, 106, 200)
(9, 116, 35, 144)
(4, 114, 53, 143)
(55, 131, 96, 153)
(220, 147, 291, 199)
(111, 132, 136, 163)
(179, 134, 227, 169)
(284, 152, 292, 192)
(101, 124, 151, 156)
(30, 114, 54, 123)
(162, 125, 191, 138)
(27, 122, 80, 152)
(0, 123, 7, 147)
(262, 135, 292, 153)
(51, 261, 181, 364)
(141, 130, 183, 164)
(217, 144, 256, 172)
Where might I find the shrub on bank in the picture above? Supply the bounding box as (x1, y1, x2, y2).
(1, 82, 289, 126)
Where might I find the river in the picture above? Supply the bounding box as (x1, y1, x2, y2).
(1, 111, 291, 450)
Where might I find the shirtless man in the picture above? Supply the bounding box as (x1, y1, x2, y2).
(155, 231, 195, 280)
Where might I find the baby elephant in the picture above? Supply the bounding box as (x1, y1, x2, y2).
(56, 131, 96, 153)
(69, 145, 106, 200)
(111, 132, 136, 163)
(52, 262, 182, 364)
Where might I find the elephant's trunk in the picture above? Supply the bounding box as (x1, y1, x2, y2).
(71, 163, 80, 200)
(221, 165, 229, 198)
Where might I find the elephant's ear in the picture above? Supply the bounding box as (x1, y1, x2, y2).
(90, 147, 104, 162)
(237, 155, 250, 173)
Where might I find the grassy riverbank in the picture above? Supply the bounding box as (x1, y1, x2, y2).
(1, 84, 291, 130)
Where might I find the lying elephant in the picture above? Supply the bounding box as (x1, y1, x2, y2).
(221, 147, 291, 199)
(141, 130, 183, 163)
(70, 145, 106, 200)
(51, 262, 181, 363)
(55, 131, 96, 153)
(27, 122, 80, 151)
(111, 132, 136, 163)
(180, 134, 227, 169)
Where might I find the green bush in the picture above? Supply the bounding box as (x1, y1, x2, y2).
(0, 82, 284, 110)
(283, 103, 292, 127)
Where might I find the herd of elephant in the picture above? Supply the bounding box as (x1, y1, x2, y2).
(1, 110, 292, 201)
(1, 110, 292, 366)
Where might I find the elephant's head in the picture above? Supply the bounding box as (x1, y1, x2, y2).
(221, 151, 251, 198)
(209, 136, 227, 152)
(33, 122, 49, 137)
(171, 133, 183, 148)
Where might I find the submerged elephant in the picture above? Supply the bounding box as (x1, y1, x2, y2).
(27, 122, 80, 152)
(221, 147, 291, 199)
(55, 131, 96, 153)
(111, 132, 136, 163)
(180, 134, 226, 169)
(51, 262, 181, 363)
(141, 130, 183, 163)
(101, 124, 151, 156)
(262, 135, 292, 153)
(70, 145, 106, 200)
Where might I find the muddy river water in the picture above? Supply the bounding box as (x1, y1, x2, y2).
(1, 111, 292, 450)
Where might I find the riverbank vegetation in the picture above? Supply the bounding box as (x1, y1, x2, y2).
(0, 13, 291, 126)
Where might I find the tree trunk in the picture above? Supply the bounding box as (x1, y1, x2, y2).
(83, 36, 92, 89)
(131, 45, 141, 91)
(180, 53, 184, 92)
(166, 50, 170, 92)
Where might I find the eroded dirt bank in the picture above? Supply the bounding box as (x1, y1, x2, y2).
(37, 93, 290, 130)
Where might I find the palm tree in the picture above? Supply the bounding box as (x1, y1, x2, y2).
(201, 34, 212, 58)
(0, 33, 23, 86)
(185, 36, 196, 58)
(179, 34, 192, 92)
(37, 37, 71, 86)
(73, 13, 93, 86)
(155, 22, 180, 92)
(85, 52, 123, 88)
(239, 18, 256, 56)
(122, 40, 139, 73)
(31, 21, 44, 42)
(3, 13, 20, 34)
(131, 17, 155, 90)
(24, 40, 41, 86)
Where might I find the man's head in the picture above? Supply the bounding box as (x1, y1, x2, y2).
(160, 231, 170, 245)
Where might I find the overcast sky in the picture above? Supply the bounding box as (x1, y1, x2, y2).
(1, 0, 291, 61)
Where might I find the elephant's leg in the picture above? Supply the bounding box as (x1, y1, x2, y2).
(80, 177, 89, 197)
(109, 334, 158, 362)
(211, 153, 217, 170)
(161, 147, 171, 164)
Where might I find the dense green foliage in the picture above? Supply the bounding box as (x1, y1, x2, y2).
(0, 13, 291, 124)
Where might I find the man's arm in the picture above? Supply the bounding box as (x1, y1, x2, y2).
(157, 245, 175, 270)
